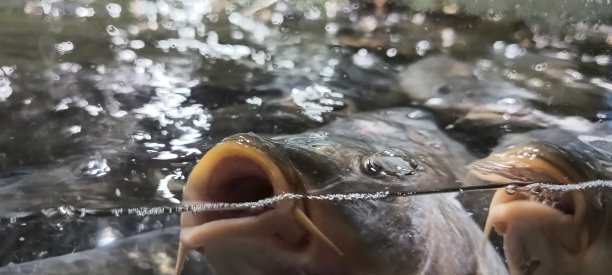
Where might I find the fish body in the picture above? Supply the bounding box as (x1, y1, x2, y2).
(179, 107, 507, 275)
(0, 227, 213, 275)
(397, 55, 604, 133)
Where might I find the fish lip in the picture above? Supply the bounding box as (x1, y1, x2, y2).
(179, 208, 320, 275)
(487, 185, 587, 247)
(528, 186, 576, 215)
(507, 187, 576, 216)
(177, 135, 353, 275)
(179, 208, 308, 251)
(181, 134, 295, 227)
(177, 133, 356, 275)
(179, 134, 318, 253)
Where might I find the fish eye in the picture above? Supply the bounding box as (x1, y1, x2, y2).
(361, 148, 419, 177)
(362, 156, 382, 175)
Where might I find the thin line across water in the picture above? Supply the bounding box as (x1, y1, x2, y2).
(6, 180, 610, 221)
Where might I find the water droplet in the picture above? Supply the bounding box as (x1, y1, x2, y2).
(532, 62, 548, 71)
(362, 148, 419, 177)
(325, 23, 339, 34)
(131, 131, 151, 143)
(106, 25, 119, 36)
(415, 40, 431, 56)
(505, 184, 518, 195)
(111, 209, 123, 217)
(106, 3, 122, 18)
(529, 185, 543, 195)
(80, 153, 110, 177)
(58, 205, 75, 217)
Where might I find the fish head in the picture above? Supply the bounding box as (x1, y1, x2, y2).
(469, 142, 612, 275)
(398, 55, 561, 139)
(178, 108, 504, 275)
(178, 132, 341, 274)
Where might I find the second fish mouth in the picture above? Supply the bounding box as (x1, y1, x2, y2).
(506, 185, 576, 216)
(526, 186, 575, 215)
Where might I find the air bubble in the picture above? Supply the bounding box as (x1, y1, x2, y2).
(106, 3, 122, 18)
(386, 48, 397, 57)
(529, 185, 543, 195)
(532, 62, 548, 71)
(505, 184, 518, 195)
(106, 25, 119, 36)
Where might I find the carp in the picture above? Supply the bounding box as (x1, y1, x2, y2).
(177, 108, 506, 275)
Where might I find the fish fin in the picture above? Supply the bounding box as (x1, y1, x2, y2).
(293, 208, 343, 256)
(175, 242, 187, 275)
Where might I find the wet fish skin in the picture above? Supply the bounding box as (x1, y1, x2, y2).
(469, 125, 612, 275)
(0, 227, 213, 275)
(179, 107, 507, 275)
(396, 55, 605, 138)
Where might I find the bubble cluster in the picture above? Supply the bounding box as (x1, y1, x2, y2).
(526, 180, 612, 192)
(95, 191, 390, 217)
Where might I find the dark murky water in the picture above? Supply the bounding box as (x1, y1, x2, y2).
(0, 0, 611, 274)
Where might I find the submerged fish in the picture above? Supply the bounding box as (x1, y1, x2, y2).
(0, 227, 212, 275)
(469, 125, 612, 275)
(177, 107, 506, 274)
(397, 55, 599, 131)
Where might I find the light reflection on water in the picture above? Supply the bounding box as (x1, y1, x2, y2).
(0, 0, 608, 210)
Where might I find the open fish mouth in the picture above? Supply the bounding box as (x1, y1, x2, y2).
(182, 152, 275, 221)
(176, 134, 342, 275)
(483, 184, 586, 239)
(469, 142, 589, 240)
(517, 185, 576, 216)
(469, 142, 606, 275)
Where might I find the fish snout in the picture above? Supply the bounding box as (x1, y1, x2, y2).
(486, 186, 586, 248)
(177, 134, 345, 274)
(484, 186, 593, 275)
(470, 142, 605, 275)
